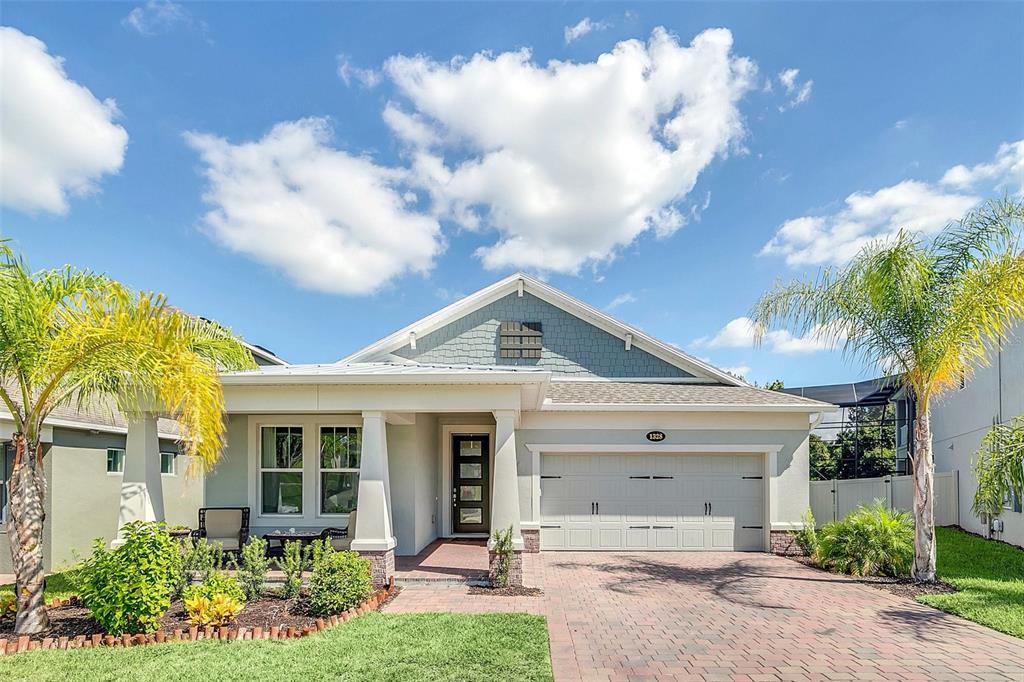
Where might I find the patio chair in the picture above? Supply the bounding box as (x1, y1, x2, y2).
(192, 507, 250, 554)
(320, 510, 356, 551)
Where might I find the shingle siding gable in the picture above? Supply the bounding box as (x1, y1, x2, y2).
(389, 292, 692, 378)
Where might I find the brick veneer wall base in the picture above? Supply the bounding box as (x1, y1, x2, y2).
(521, 529, 540, 553)
(770, 530, 804, 556)
(488, 549, 524, 587)
(360, 548, 396, 587)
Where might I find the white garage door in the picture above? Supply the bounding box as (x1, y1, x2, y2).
(539, 453, 764, 551)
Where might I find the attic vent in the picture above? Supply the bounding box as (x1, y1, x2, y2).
(500, 321, 542, 359)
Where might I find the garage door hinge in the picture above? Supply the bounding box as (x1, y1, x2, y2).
(653, 475, 674, 480)
(540, 525, 561, 529)
(742, 525, 763, 529)
(540, 475, 562, 479)
(741, 476, 763, 480)
(629, 475, 651, 479)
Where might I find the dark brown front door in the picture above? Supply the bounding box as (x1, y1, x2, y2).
(452, 434, 490, 534)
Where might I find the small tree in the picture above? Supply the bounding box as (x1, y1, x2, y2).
(0, 244, 254, 632)
(973, 415, 1024, 527)
(752, 199, 1024, 581)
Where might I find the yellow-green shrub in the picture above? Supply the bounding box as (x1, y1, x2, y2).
(184, 593, 243, 627)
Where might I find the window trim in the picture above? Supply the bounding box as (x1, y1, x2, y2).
(106, 448, 125, 475)
(248, 416, 362, 523)
(160, 451, 176, 476)
(317, 425, 361, 517)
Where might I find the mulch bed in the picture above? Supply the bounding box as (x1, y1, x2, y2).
(467, 585, 543, 597)
(0, 584, 397, 651)
(785, 555, 957, 600)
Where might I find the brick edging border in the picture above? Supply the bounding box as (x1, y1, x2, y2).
(0, 580, 397, 656)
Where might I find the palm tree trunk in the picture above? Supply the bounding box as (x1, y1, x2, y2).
(6, 433, 49, 634)
(911, 406, 937, 582)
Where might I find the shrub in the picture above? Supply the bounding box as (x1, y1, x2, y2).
(793, 508, 819, 557)
(306, 537, 335, 571)
(237, 537, 269, 601)
(278, 540, 305, 599)
(817, 501, 914, 577)
(182, 570, 246, 605)
(0, 593, 15, 620)
(184, 593, 244, 627)
(77, 521, 181, 634)
(173, 536, 225, 598)
(308, 551, 372, 616)
(490, 525, 514, 588)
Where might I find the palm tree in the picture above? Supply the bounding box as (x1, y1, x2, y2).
(0, 243, 255, 633)
(751, 199, 1024, 582)
(973, 415, 1024, 525)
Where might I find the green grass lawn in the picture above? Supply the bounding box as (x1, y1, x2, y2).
(0, 569, 79, 604)
(918, 526, 1024, 638)
(0, 612, 553, 682)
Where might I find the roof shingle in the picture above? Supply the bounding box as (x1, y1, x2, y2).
(545, 381, 833, 407)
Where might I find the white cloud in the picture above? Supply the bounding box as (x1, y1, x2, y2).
(721, 365, 751, 379)
(761, 180, 979, 267)
(941, 140, 1024, 196)
(184, 118, 441, 295)
(0, 27, 128, 215)
(606, 292, 637, 310)
(762, 141, 1023, 268)
(385, 27, 757, 273)
(337, 54, 382, 88)
(122, 0, 207, 37)
(692, 316, 758, 349)
(777, 67, 812, 111)
(564, 17, 611, 44)
(693, 316, 843, 354)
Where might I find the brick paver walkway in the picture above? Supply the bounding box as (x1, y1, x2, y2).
(384, 551, 1024, 681)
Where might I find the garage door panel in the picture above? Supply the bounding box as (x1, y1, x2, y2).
(598, 528, 624, 549)
(539, 453, 764, 552)
(540, 527, 565, 549)
(567, 527, 595, 548)
(624, 527, 649, 548)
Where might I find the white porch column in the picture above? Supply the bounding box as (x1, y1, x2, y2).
(115, 413, 164, 542)
(351, 411, 396, 586)
(489, 410, 524, 551)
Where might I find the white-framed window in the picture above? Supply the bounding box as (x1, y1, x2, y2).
(160, 451, 176, 476)
(319, 426, 361, 515)
(106, 448, 125, 474)
(259, 426, 303, 515)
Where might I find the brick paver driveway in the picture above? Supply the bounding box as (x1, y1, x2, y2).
(385, 551, 1024, 681)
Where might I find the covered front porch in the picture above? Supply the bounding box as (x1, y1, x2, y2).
(115, 367, 549, 587)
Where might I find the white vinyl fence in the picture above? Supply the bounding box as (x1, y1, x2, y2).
(810, 471, 960, 527)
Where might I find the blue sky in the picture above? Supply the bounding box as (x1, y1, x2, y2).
(2, 2, 1022, 385)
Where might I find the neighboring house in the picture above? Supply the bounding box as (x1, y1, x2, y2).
(0, 342, 286, 573)
(196, 273, 829, 586)
(930, 333, 1024, 547)
(785, 334, 1024, 548)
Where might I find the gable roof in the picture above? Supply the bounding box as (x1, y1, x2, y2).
(340, 273, 746, 386)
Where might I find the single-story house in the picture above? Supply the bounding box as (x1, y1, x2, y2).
(0, 342, 286, 573)
(195, 273, 830, 585)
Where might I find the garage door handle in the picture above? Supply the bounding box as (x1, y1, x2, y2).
(742, 526, 763, 529)
(704, 502, 709, 515)
(591, 502, 595, 514)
